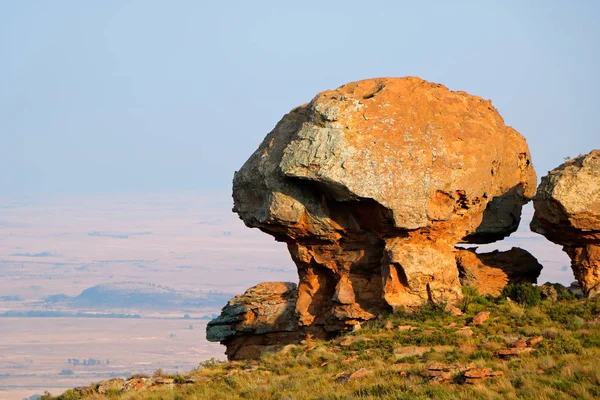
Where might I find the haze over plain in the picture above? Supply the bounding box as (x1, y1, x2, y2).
(0, 1, 599, 398)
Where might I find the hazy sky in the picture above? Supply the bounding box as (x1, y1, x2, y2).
(1, 1, 598, 194)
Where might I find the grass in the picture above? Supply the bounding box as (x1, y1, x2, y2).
(44, 287, 600, 400)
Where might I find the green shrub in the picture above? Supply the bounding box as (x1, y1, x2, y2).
(537, 335, 584, 355)
(501, 283, 542, 306)
(198, 357, 225, 369)
(458, 286, 491, 312)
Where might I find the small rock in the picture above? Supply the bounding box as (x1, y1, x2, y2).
(320, 361, 328, 367)
(395, 346, 429, 358)
(527, 336, 543, 346)
(421, 370, 452, 383)
(345, 368, 372, 382)
(447, 322, 457, 328)
(342, 356, 359, 364)
(335, 371, 348, 379)
(385, 321, 394, 330)
(512, 339, 528, 348)
(464, 367, 503, 384)
(445, 304, 464, 316)
(494, 347, 533, 357)
(301, 344, 316, 357)
(340, 336, 370, 347)
(472, 311, 490, 325)
(397, 325, 415, 331)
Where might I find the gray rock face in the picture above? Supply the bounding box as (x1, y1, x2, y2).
(531, 150, 600, 296)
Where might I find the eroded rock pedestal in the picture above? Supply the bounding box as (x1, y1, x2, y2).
(531, 150, 600, 296)
(208, 77, 537, 359)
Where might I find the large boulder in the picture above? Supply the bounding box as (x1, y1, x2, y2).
(531, 150, 600, 296)
(210, 77, 537, 358)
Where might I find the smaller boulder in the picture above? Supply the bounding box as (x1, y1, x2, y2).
(344, 368, 372, 382)
(456, 248, 543, 296)
(207, 282, 314, 360)
(464, 368, 504, 384)
(531, 150, 600, 296)
(456, 327, 474, 337)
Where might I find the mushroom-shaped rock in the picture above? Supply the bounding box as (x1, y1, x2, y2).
(218, 77, 536, 358)
(531, 150, 600, 296)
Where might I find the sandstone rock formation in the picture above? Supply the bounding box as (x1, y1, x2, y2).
(206, 282, 306, 360)
(456, 247, 543, 296)
(531, 150, 600, 296)
(210, 77, 537, 358)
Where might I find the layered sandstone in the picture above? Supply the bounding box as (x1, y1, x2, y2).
(210, 77, 537, 358)
(456, 247, 543, 296)
(531, 150, 600, 296)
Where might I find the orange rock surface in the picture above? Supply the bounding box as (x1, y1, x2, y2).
(456, 247, 543, 296)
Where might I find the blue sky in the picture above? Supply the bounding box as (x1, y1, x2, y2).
(1, 1, 598, 194)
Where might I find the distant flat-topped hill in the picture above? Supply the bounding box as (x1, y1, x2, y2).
(44, 281, 232, 311)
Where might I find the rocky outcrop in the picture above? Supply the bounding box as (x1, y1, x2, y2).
(456, 247, 543, 296)
(531, 150, 600, 296)
(206, 282, 317, 360)
(210, 77, 537, 359)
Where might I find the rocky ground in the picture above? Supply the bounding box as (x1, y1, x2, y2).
(46, 284, 600, 399)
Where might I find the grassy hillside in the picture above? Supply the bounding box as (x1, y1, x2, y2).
(46, 285, 600, 400)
